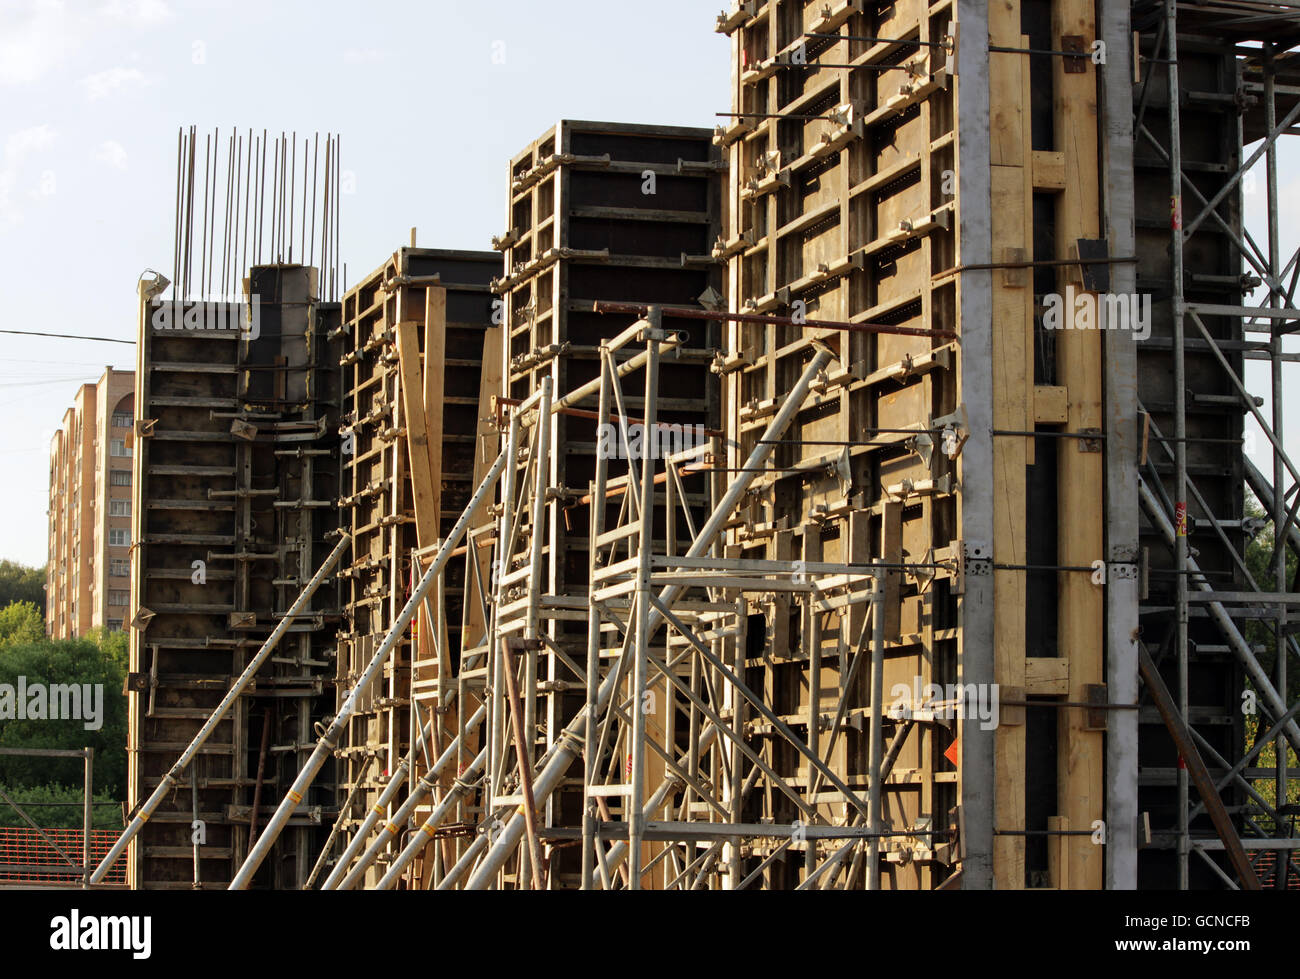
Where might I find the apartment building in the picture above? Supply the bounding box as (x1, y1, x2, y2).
(46, 366, 135, 638)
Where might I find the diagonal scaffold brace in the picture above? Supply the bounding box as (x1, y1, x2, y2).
(229, 433, 514, 889)
(328, 706, 487, 889)
(460, 339, 838, 890)
(90, 531, 353, 885)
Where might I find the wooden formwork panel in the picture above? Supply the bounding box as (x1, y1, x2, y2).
(491, 119, 723, 882)
(721, 0, 960, 889)
(129, 316, 243, 889)
(498, 120, 723, 590)
(335, 247, 497, 886)
(128, 266, 342, 888)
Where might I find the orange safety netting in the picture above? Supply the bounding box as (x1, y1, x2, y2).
(0, 827, 127, 884)
(1251, 849, 1300, 889)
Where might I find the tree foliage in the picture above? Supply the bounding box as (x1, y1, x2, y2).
(0, 782, 122, 831)
(0, 561, 46, 616)
(0, 633, 127, 798)
(1242, 492, 1300, 819)
(0, 602, 44, 648)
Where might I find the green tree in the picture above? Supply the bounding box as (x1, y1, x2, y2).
(0, 635, 128, 797)
(83, 626, 127, 672)
(0, 561, 46, 616)
(0, 602, 44, 648)
(1242, 492, 1300, 823)
(0, 782, 122, 831)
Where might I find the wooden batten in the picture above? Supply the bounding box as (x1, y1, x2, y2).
(988, 0, 1034, 889)
(1052, 0, 1105, 890)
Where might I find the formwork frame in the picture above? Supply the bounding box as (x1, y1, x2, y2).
(122, 4, 1300, 891)
(717, 0, 973, 891)
(482, 119, 726, 885)
(314, 307, 960, 889)
(127, 264, 342, 889)
(331, 247, 497, 887)
(1129, 0, 1300, 889)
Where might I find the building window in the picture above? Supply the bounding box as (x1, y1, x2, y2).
(110, 558, 129, 576)
(108, 590, 128, 606)
(110, 470, 131, 486)
(109, 499, 130, 517)
(110, 439, 131, 458)
(107, 619, 123, 631)
(108, 529, 129, 547)
(112, 412, 131, 428)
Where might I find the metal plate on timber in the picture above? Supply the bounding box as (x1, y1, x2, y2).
(1075, 238, 1111, 292)
(1062, 35, 1087, 74)
(124, 672, 150, 694)
(1085, 684, 1109, 731)
(957, 540, 991, 590)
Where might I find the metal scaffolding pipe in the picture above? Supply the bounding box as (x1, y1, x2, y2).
(305, 754, 374, 889)
(323, 705, 485, 890)
(229, 446, 509, 889)
(867, 567, 885, 889)
(463, 344, 837, 889)
(1163, 0, 1191, 889)
(554, 336, 680, 416)
(436, 824, 491, 890)
(1263, 42, 1290, 816)
(1245, 458, 1300, 560)
(581, 346, 616, 889)
(373, 747, 487, 890)
(90, 533, 351, 885)
(628, 320, 661, 888)
(599, 725, 719, 878)
(1139, 479, 1300, 756)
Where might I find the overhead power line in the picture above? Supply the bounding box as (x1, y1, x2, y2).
(0, 330, 134, 345)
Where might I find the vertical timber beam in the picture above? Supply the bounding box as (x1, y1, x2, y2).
(989, 0, 1033, 890)
(128, 281, 154, 889)
(1053, 0, 1105, 890)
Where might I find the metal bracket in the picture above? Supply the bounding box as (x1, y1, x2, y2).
(1078, 427, 1103, 453)
(932, 403, 968, 433)
(1084, 684, 1109, 731)
(231, 419, 259, 441)
(1075, 238, 1111, 291)
(124, 672, 150, 695)
(506, 638, 545, 653)
(906, 429, 935, 467)
(1061, 35, 1087, 73)
(953, 540, 991, 594)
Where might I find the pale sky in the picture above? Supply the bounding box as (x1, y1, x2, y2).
(0, 1, 1295, 568)
(0, 0, 730, 566)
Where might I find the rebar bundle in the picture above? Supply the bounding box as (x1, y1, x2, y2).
(171, 127, 342, 302)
